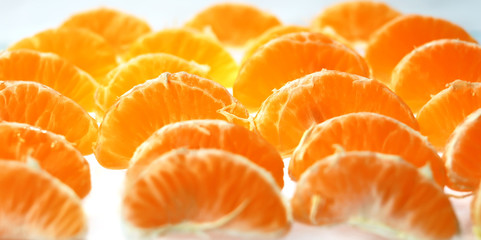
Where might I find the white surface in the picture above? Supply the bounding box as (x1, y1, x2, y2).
(1, 1, 480, 239)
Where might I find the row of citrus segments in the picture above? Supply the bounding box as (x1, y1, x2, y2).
(1, 69, 481, 239)
(1, 1, 481, 239)
(3, 1, 479, 114)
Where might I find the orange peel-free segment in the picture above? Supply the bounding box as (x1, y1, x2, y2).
(290, 112, 445, 185)
(392, 39, 481, 113)
(0, 81, 98, 155)
(8, 27, 118, 84)
(234, 32, 370, 112)
(126, 28, 238, 87)
(417, 80, 481, 150)
(95, 72, 249, 169)
(127, 119, 284, 188)
(0, 161, 86, 239)
(0, 49, 98, 112)
(444, 108, 481, 191)
(96, 53, 210, 113)
(185, 2, 281, 46)
(61, 7, 152, 53)
(242, 25, 311, 63)
(0, 122, 91, 198)
(311, 1, 401, 45)
(122, 149, 291, 239)
(254, 70, 418, 157)
(365, 14, 476, 85)
(292, 151, 459, 240)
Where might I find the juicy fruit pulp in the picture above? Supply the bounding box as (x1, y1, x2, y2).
(123, 149, 291, 238)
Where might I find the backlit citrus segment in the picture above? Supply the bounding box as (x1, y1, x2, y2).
(292, 151, 458, 240)
(242, 25, 311, 63)
(0, 122, 91, 198)
(417, 80, 481, 150)
(0, 49, 98, 112)
(185, 2, 281, 46)
(123, 149, 291, 239)
(254, 70, 418, 156)
(127, 119, 284, 187)
(392, 39, 481, 113)
(96, 53, 210, 113)
(365, 14, 476, 85)
(444, 108, 481, 191)
(290, 112, 445, 185)
(0, 81, 98, 155)
(0, 161, 86, 239)
(8, 27, 118, 84)
(234, 32, 370, 111)
(312, 1, 401, 47)
(95, 72, 249, 169)
(61, 7, 152, 53)
(126, 28, 238, 87)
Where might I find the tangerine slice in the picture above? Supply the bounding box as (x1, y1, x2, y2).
(0, 122, 91, 198)
(234, 32, 370, 112)
(127, 119, 284, 187)
(292, 151, 458, 240)
(8, 27, 118, 84)
(0, 161, 86, 239)
(60, 7, 152, 53)
(444, 108, 481, 191)
(0, 49, 98, 112)
(365, 14, 476, 85)
(311, 1, 400, 47)
(254, 70, 418, 156)
(242, 25, 311, 63)
(392, 39, 481, 113)
(185, 2, 281, 46)
(96, 53, 210, 113)
(0, 81, 98, 155)
(290, 112, 445, 185)
(122, 149, 291, 238)
(417, 80, 481, 150)
(95, 72, 249, 169)
(126, 28, 238, 87)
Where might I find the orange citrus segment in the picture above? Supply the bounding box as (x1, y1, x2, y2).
(254, 70, 418, 156)
(96, 53, 210, 113)
(0, 122, 91, 198)
(185, 2, 281, 46)
(126, 28, 238, 87)
(60, 7, 152, 53)
(234, 32, 370, 111)
(242, 25, 311, 63)
(392, 39, 481, 113)
(311, 1, 401, 47)
(8, 27, 118, 84)
(417, 80, 481, 150)
(290, 112, 445, 185)
(365, 14, 477, 85)
(444, 108, 481, 191)
(122, 149, 291, 238)
(0, 161, 86, 239)
(0, 81, 98, 155)
(292, 151, 458, 240)
(127, 119, 284, 187)
(0, 49, 98, 112)
(95, 72, 249, 169)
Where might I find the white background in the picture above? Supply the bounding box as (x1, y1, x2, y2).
(0, 0, 480, 239)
